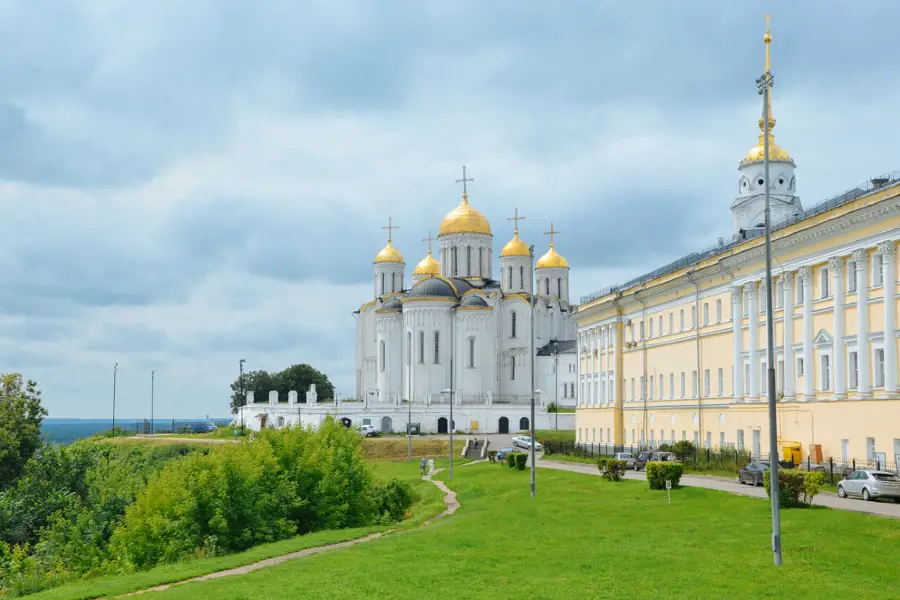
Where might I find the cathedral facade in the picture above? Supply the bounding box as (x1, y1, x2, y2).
(574, 21, 900, 469)
(353, 183, 578, 433)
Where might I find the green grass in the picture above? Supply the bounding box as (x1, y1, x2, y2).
(533, 429, 574, 443)
(142, 462, 899, 600)
(22, 461, 446, 600)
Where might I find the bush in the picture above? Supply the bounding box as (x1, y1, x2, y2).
(514, 453, 528, 471)
(645, 461, 684, 490)
(763, 468, 824, 508)
(546, 402, 558, 413)
(507, 452, 517, 468)
(371, 478, 416, 525)
(487, 450, 497, 463)
(672, 440, 695, 461)
(597, 458, 626, 482)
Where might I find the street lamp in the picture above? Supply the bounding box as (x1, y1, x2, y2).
(529, 245, 536, 498)
(756, 19, 782, 566)
(112, 363, 118, 437)
(407, 332, 412, 461)
(449, 306, 456, 481)
(553, 341, 560, 431)
(151, 370, 155, 435)
(239, 358, 246, 436)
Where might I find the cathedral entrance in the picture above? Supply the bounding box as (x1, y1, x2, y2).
(437, 417, 449, 434)
(498, 417, 509, 434)
(519, 417, 529, 431)
(381, 416, 393, 433)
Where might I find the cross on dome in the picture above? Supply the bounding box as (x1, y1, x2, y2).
(536, 221, 568, 269)
(501, 208, 529, 258)
(382, 216, 400, 243)
(544, 222, 561, 247)
(455, 165, 474, 200)
(374, 216, 404, 264)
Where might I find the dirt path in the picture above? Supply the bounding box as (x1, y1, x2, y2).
(116, 469, 459, 597)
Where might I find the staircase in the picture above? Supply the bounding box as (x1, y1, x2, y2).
(464, 438, 488, 460)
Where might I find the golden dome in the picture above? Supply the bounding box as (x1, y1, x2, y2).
(439, 194, 492, 236)
(536, 244, 569, 269)
(413, 249, 440, 276)
(501, 231, 530, 258)
(374, 241, 404, 264)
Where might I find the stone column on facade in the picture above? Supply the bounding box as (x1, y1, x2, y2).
(747, 282, 759, 401)
(879, 240, 897, 396)
(611, 319, 619, 404)
(800, 266, 814, 400)
(782, 272, 795, 400)
(731, 286, 743, 401)
(853, 250, 871, 398)
(829, 257, 846, 399)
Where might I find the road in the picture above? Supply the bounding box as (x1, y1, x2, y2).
(537, 459, 900, 519)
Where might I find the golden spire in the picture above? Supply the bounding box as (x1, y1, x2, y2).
(501, 208, 529, 257)
(741, 14, 793, 166)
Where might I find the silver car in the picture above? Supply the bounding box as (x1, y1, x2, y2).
(837, 470, 900, 501)
(512, 436, 543, 451)
(614, 452, 636, 470)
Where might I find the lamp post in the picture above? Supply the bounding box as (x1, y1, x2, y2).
(151, 370, 155, 435)
(239, 358, 246, 436)
(757, 17, 782, 566)
(554, 341, 559, 431)
(407, 333, 412, 461)
(112, 363, 118, 437)
(529, 245, 536, 498)
(449, 306, 456, 482)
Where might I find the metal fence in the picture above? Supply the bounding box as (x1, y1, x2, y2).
(543, 441, 898, 486)
(111, 418, 232, 435)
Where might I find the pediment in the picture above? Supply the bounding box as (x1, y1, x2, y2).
(813, 329, 833, 347)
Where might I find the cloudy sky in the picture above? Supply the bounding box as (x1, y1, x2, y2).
(1, 1, 898, 419)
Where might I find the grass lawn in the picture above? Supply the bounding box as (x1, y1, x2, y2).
(534, 429, 575, 443)
(23, 461, 446, 600)
(143, 461, 899, 600)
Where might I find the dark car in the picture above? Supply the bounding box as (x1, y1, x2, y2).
(189, 421, 218, 434)
(738, 461, 770, 486)
(635, 451, 677, 471)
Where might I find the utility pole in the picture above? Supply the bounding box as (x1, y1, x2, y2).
(112, 363, 118, 437)
(757, 13, 782, 567)
(529, 244, 536, 498)
(554, 342, 559, 430)
(449, 307, 456, 481)
(151, 370, 155, 435)
(407, 337, 412, 461)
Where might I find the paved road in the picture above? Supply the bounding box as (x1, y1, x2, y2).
(538, 459, 900, 519)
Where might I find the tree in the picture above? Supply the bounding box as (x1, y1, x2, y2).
(0, 373, 48, 489)
(228, 364, 334, 414)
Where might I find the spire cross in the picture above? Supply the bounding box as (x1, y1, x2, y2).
(455, 165, 474, 198)
(422, 230, 436, 254)
(382, 217, 399, 244)
(544, 222, 561, 247)
(507, 208, 526, 234)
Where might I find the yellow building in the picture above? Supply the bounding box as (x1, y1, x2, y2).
(574, 21, 900, 468)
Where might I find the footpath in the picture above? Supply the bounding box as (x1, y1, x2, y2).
(537, 458, 900, 519)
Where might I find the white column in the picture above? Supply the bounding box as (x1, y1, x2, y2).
(748, 282, 759, 401)
(879, 240, 897, 395)
(829, 257, 846, 399)
(732, 286, 743, 401)
(853, 249, 871, 398)
(782, 272, 795, 400)
(612, 320, 619, 404)
(799, 266, 814, 399)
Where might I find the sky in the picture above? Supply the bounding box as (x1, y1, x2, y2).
(2, 1, 899, 419)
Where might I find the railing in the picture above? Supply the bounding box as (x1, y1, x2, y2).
(580, 167, 900, 305)
(493, 396, 535, 405)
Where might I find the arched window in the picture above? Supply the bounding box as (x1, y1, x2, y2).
(433, 331, 440, 364)
(557, 278, 561, 298)
(519, 266, 524, 289)
(466, 246, 472, 276)
(545, 278, 550, 296)
(451, 247, 458, 276)
(468, 337, 476, 368)
(380, 272, 385, 295)
(511, 312, 517, 338)
(478, 247, 484, 276)
(379, 341, 386, 372)
(508, 266, 512, 288)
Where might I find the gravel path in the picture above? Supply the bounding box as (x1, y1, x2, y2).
(537, 459, 900, 519)
(115, 469, 458, 597)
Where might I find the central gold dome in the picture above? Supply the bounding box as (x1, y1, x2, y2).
(439, 194, 492, 236)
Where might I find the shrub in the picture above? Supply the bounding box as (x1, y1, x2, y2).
(487, 450, 497, 463)
(371, 478, 416, 524)
(645, 461, 684, 490)
(515, 453, 528, 471)
(763, 468, 824, 508)
(547, 401, 558, 413)
(597, 458, 626, 482)
(507, 452, 517, 469)
(672, 440, 695, 461)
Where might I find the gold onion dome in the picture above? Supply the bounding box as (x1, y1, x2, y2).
(413, 249, 440, 275)
(536, 243, 568, 269)
(741, 14, 793, 167)
(374, 241, 404, 264)
(439, 193, 492, 236)
(501, 230, 530, 257)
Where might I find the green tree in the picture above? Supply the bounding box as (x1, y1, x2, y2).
(0, 373, 48, 489)
(228, 364, 334, 413)
(228, 369, 276, 414)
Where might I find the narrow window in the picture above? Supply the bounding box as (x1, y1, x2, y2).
(659, 375, 664, 399)
(379, 341, 385, 372)
(704, 369, 710, 396)
(691, 306, 697, 328)
(511, 312, 517, 338)
(649, 377, 654, 399)
(640, 376, 645, 400)
(680, 373, 686, 398)
(466, 246, 472, 276)
(631, 378, 635, 401)
(640, 321, 645, 340)
(849, 351, 859, 388)
(703, 303, 709, 326)
(649, 319, 654, 338)
(797, 356, 804, 376)
(433, 331, 440, 364)
(511, 358, 516, 381)
(821, 267, 830, 298)
(821, 354, 831, 390)
(874, 253, 884, 286)
(669, 313, 674, 333)
(658, 315, 663, 335)
(418, 331, 425, 364)
(716, 299, 722, 322)
(848, 261, 857, 292)
(875, 348, 885, 386)
(692, 371, 698, 398)
(557, 278, 561, 298)
(519, 266, 524, 289)
(478, 247, 483, 276)
(761, 362, 767, 394)
(669, 374, 675, 398)
(775, 280, 783, 308)
(380, 272, 385, 295)
(451, 247, 458, 276)
(717, 368, 724, 396)
(469, 338, 475, 368)
(797, 280, 804, 304)
(545, 278, 550, 295)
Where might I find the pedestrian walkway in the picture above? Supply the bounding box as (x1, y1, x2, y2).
(537, 459, 900, 519)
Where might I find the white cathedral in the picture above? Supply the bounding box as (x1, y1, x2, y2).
(353, 175, 578, 434)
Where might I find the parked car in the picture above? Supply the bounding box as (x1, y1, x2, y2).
(635, 451, 678, 470)
(356, 424, 378, 437)
(189, 421, 218, 434)
(512, 436, 543, 451)
(738, 461, 770, 486)
(837, 470, 900, 501)
(613, 452, 636, 470)
(496, 448, 514, 462)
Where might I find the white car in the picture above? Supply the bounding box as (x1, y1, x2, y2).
(356, 424, 378, 437)
(511, 436, 543, 451)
